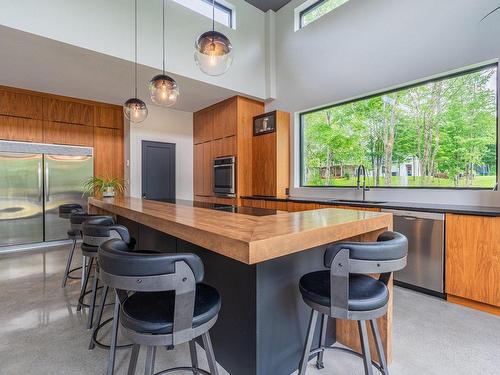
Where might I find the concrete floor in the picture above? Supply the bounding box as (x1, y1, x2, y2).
(0, 246, 499, 375)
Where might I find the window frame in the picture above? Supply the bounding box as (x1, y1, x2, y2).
(299, 0, 328, 29)
(202, 0, 234, 29)
(174, 0, 235, 29)
(299, 62, 499, 190)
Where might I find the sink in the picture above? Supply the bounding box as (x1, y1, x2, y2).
(330, 199, 387, 205)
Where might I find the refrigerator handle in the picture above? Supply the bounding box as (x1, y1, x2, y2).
(45, 161, 50, 202)
(38, 160, 43, 202)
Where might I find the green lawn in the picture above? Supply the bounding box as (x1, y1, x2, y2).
(304, 175, 497, 189)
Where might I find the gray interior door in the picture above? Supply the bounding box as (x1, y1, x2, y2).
(0, 152, 44, 246)
(44, 154, 93, 241)
(141, 141, 176, 201)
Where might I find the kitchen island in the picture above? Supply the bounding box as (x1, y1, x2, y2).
(89, 197, 393, 375)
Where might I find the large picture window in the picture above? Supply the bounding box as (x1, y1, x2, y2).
(300, 64, 498, 189)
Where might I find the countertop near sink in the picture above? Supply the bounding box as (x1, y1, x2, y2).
(240, 195, 500, 217)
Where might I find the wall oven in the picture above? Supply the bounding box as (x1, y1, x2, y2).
(213, 156, 236, 197)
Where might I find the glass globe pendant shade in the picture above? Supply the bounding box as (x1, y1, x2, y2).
(194, 31, 233, 76)
(123, 98, 148, 123)
(149, 74, 179, 106)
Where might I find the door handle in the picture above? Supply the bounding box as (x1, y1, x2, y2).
(38, 161, 43, 202)
(402, 216, 417, 221)
(45, 161, 50, 202)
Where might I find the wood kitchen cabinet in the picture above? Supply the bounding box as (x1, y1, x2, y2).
(43, 97, 94, 126)
(193, 142, 214, 197)
(94, 127, 124, 180)
(193, 96, 265, 202)
(445, 213, 500, 314)
(0, 85, 124, 183)
(252, 111, 290, 198)
(213, 99, 236, 139)
(43, 121, 94, 147)
(193, 108, 213, 144)
(0, 88, 43, 119)
(212, 136, 236, 158)
(0, 115, 43, 143)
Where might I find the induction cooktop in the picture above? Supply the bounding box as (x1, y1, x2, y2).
(151, 199, 278, 217)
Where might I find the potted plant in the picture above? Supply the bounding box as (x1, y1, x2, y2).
(83, 176, 125, 198)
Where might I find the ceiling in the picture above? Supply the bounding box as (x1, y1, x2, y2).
(0, 25, 242, 113)
(244, 0, 293, 12)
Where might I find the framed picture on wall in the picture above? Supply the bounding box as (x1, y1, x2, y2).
(253, 111, 276, 136)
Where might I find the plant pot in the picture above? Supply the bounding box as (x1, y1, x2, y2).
(102, 187, 115, 198)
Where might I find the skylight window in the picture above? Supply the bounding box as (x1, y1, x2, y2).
(296, 0, 349, 29)
(173, 0, 235, 29)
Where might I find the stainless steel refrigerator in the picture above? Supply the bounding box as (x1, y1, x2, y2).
(0, 141, 93, 248)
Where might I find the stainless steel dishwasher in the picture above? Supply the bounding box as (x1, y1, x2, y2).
(382, 209, 445, 297)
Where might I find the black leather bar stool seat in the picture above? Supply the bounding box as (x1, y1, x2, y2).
(121, 284, 221, 334)
(98, 239, 221, 375)
(297, 231, 408, 375)
(300, 272, 389, 311)
(59, 203, 84, 288)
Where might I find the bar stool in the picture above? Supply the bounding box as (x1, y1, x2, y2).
(98, 239, 221, 375)
(78, 216, 134, 331)
(59, 203, 84, 288)
(297, 231, 408, 375)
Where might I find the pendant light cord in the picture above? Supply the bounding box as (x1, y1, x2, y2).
(162, 0, 166, 75)
(134, 0, 138, 98)
(212, 0, 215, 32)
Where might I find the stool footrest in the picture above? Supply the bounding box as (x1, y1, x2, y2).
(155, 366, 212, 375)
(309, 345, 385, 374)
(78, 286, 113, 309)
(90, 317, 133, 351)
(66, 266, 83, 280)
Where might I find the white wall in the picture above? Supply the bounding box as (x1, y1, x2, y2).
(128, 105, 193, 200)
(270, 0, 500, 206)
(0, 0, 268, 99)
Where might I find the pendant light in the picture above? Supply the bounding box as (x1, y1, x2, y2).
(194, 0, 233, 76)
(149, 0, 179, 106)
(124, 0, 148, 123)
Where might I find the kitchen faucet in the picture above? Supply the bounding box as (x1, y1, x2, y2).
(356, 165, 370, 201)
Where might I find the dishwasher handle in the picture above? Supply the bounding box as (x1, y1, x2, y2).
(382, 209, 444, 221)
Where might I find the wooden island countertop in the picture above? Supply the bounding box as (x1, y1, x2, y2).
(88, 196, 392, 264)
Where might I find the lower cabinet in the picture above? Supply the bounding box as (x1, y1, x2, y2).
(445, 213, 500, 311)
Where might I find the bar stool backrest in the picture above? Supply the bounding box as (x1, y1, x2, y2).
(59, 204, 84, 219)
(324, 231, 408, 318)
(69, 213, 112, 233)
(81, 217, 131, 247)
(98, 239, 204, 342)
